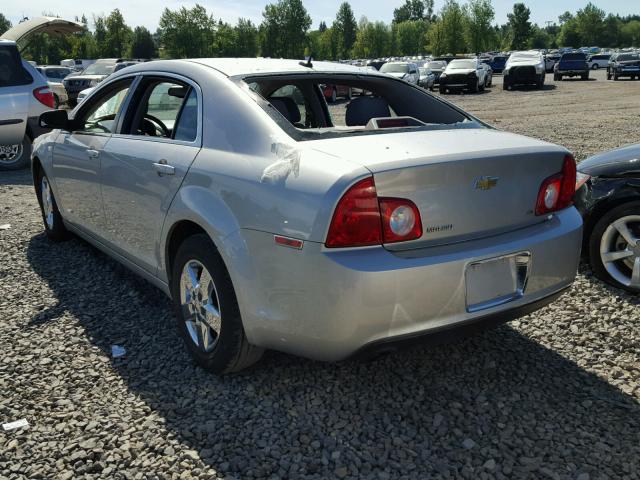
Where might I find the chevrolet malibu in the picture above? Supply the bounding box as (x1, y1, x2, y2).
(33, 59, 583, 373)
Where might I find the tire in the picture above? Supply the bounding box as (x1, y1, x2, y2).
(588, 201, 640, 294)
(607, 73, 612, 80)
(439, 86, 446, 94)
(0, 135, 31, 171)
(347, 88, 352, 100)
(502, 80, 510, 91)
(479, 79, 485, 92)
(614, 74, 619, 81)
(554, 74, 561, 81)
(581, 74, 588, 81)
(170, 234, 264, 374)
(592, 64, 599, 70)
(36, 171, 70, 242)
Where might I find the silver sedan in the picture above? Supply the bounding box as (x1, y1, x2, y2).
(33, 59, 583, 373)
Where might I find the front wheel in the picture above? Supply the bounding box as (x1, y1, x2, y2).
(171, 234, 264, 374)
(588, 201, 640, 293)
(37, 172, 70, 241)
(0, 135, 31, 171)
(592, 64, 599, 70)
(439, 86, 447, 94)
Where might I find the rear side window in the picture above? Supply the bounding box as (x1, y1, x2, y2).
(0, 45, 32, 87)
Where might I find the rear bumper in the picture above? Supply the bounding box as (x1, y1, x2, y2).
(232, 208, 583, 361)
(556, 70, 588, 76)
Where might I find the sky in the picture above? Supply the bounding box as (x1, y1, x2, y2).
(4, 0, 638, 32)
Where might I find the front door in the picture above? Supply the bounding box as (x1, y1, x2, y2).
(52, 79, 134, 236)
(100, 77, 201, 274)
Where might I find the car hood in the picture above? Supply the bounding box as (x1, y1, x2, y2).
(578, 144, 640, 177)
(385, 72, 408, 79)
(506, 58, 540, 68)
(444, 68, 475, 75)
(0, 17, 84, 47)
(64, 75, 107, 82)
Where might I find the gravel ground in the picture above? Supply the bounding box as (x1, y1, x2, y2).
(1, 70, 639, 480)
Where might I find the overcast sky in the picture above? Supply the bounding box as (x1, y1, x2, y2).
(5, 0, 637, 32)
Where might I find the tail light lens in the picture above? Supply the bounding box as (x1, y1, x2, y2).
(33, 87, 55, 108)
(325, 177, 423, 248)
(535, 154, 576, 216)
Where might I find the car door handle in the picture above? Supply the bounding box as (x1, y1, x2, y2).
(153, 162, 175, 176)
(86, 149, 100, 159)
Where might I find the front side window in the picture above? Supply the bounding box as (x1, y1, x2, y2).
(125, 80, 199, 141)
(78, 82, 131, 134)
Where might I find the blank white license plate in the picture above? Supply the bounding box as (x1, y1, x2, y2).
(466, 255, 524, 312)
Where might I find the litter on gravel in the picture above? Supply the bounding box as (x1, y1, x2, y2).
(0, 224, 11, 230)
(2, 419, 29, 431)
(111, 345, 126, 358)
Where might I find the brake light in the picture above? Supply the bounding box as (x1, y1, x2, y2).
(325, 177, 423, 248)
(33, 87, 55, 108)
(535, 154, 576, 215)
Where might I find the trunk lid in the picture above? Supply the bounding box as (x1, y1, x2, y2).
(309, 128, 569, 249)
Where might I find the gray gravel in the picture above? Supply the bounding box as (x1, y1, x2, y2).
(1, 70, 640, 479)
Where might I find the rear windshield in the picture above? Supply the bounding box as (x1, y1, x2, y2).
(82, 63, 116, 76)
(0, 45, 32, 87)
(240, 73, 477, 141)
(562, 53, 586, 60)
(380, 63, 410, 74)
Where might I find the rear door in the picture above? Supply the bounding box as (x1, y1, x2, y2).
(0, 44, 32, 145)
(100, 75, 201, 274)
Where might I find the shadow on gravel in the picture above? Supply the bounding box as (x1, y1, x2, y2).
(0, 169, 32, 186)
(26, 232, 640, 478)
(506, 84, 557, 92)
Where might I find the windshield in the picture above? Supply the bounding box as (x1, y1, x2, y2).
(448, 60, 476, 69)
(82, 63, 115, 76)
(427, 62, 445, 69)
(510, 52, 540, 61)
(418, 68, 429, 75)
(380, 63, 410, 74)
(618, 54, 639, 61)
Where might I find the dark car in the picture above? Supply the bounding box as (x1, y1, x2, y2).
(607, 53, 640, 81)
(426, 60, 447, 85)
(554, 53, 589, 81)
(489, 55, 507, 73)
(574, 144, 640, 293)
(63, 59, 139, 104)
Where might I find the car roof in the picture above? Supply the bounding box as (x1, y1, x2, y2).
(119, 58, 383, 78)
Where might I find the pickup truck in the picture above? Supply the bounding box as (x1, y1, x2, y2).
(554, 53, 589, 81)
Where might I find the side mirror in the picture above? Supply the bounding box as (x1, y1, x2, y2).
(39, 110, 71, 130)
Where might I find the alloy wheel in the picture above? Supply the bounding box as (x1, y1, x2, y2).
(0, 143, 23, 166)
(180, 259, 222, 352)
(600, 215, 640, 289)
(41, 176, 55, 230)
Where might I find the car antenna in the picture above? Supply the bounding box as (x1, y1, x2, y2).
(299, 56, 313, 69)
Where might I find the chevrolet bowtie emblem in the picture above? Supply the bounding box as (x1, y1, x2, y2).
(475, 176, 499, 191)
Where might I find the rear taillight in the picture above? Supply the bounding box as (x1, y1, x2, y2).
(535, 154, 576, 216)
(325, 177, 422, 248)
(33, 87, 55, 108)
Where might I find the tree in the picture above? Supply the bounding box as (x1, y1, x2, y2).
(0, 13, 11, 35)
(440, 0, 467, 54)
(393, 0, 434, 23)
(574, 3, 605, 45)
(129, 26, 156, 58)
(158, 5, 216, 58)
(557, 18, 581, 47)
(426, 19, 446, 55)
(529, 26, 551, 49)
(104, 9, 132, 57)
(259, 0, 312, 58)
(334, 2, 357, 59)
(352, 18, 391, 58)
(318, 21, 327, 33)
(465, 0, 495, 53)
(621, 20, 640, 46)
(395, 20, 428, 56)
(507, 3, 532, 50)
(235, 18, 258, 57)
(93, 15, 108, 57)
(558, 12, 573, 26)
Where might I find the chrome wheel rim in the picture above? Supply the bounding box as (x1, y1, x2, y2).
(600, 215, 640, 289)
(0, 143, 23, 165)
(180, 260, 221, 352)
(41, 177, 54, 230)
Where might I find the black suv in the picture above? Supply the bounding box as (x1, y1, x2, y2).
(607, 53, 640, 81)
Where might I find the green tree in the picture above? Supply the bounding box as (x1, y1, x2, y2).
(334, 2, 357, 59)
(395, 20, 428, 55)
(558, 12, 573, 26)
(259, 0, 312, 58)
(393, 0, 434, 23)
(352, 18, 390, 58)
(0, 13, 11, 35)
(215, 21, 236, 56)
(621, 20, 640, 46)
(158, 5, 216, 58)
(235, 18, 258, 57)
(574, 3, 605, 45)
(129, 26, 156, 58)
(426, 19, 446, 54)
(464, 0, 495, 53)
(104, 9, 132, 57)
(557, 18, 581, 47)
(507, 3, 532, 50)
(529, 26, 551, 49)
(440, 0, 467, 54)
(93, 15, 108, 57)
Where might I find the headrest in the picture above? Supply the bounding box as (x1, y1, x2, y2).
(345, 97, 391, 126)
(270, 97, 301, 123)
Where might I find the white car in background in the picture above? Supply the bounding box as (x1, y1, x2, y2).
(379, 62, 420, 85)
(0, 17, 83, 170)
(439, 58, 489, 94)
